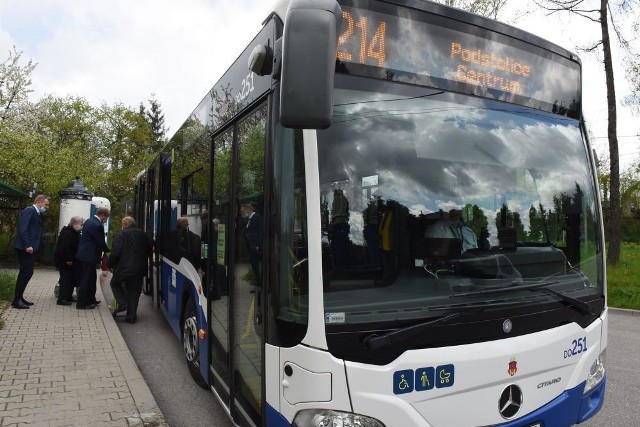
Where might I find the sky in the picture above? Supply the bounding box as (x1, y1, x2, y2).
(1, 0, 638, 171)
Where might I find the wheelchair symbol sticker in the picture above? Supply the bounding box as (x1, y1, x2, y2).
(436, 364, 455, 388)
(393, 370, 414, 394)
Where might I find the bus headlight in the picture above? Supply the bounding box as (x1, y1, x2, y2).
(293, 409, 386, 427)
(584, 350, 606, 394)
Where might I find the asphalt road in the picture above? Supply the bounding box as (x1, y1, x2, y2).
(114, 292, 233, 427)
(117, 289, 638, 427)
(580, 309, 640, 427)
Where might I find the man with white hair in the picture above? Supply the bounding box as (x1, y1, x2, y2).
(54, 216, 84, 305)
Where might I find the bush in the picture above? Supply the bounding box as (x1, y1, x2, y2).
(0, 269, 16, 329)
(0, 232, 15, 263)
(0, 269, 16, 301)
(620, 216, 640, 243)
(607, 242, 640, 310)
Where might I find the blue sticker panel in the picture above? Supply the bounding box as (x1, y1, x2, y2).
(436, 364, 455, 388)
(393, 370, 414, 394)
(415, 367, 435, 391)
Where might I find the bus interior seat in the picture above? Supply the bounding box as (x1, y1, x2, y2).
(497, 227, 517, 250)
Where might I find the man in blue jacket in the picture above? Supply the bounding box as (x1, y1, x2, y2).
(12, 194, 50, 309)
(76, 207, 110, 309)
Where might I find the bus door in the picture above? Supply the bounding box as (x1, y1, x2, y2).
(209, 103, 267, 426)
(139, 167, 155, 298)
(157, 154, 172, 309)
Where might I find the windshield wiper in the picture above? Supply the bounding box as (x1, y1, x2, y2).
(363, 313, 460, 350)
(452, 281, 595, 315)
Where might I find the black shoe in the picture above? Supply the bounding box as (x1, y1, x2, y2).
(21, 298, 34, 306)
(57, 300, 73, 306)
(76, 304, 97, 310)
(92, 300, 102, 305)
(112, 306, 127, 317)
(126, 318, 136, 324)
(11, 300, 30, 309)
(70, 298, 77, 303)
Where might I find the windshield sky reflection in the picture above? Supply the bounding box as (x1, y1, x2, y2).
(318, 81, 596, 248)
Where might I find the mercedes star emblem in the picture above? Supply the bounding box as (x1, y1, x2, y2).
(499, 384, 523, 419)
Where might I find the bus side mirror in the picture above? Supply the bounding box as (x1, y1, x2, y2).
(280, 0, 342, 129)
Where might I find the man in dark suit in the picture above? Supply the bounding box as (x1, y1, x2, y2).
(11, 194, 50, 309)
(76, 207, 110, 309)
(240, 203, 262, 287)
(109, 216, 152, 324)
(168, 217, 201, 267)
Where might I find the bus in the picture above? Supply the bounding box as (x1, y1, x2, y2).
(133, 0, 607, 426)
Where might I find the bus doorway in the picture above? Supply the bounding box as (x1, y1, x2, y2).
(208, 103, 267, 426)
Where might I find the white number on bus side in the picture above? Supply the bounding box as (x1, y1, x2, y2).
(236, 72, 255, 103)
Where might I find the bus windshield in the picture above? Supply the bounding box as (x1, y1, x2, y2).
(316, 75, 603, 327)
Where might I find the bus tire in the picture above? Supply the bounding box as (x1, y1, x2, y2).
(182, 297, 208, 389)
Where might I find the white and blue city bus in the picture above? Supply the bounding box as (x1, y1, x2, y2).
(133, 0, 607, 425)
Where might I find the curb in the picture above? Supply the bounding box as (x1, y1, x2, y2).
(96, 273, 168, 427)
(607, 306, 640, 316)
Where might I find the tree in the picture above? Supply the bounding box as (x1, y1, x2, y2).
(625, 19, 640, 109)
(32, 95, 106, 191)
(144, 95, 167, 149)
(532, 0, 639, 264)
(1, 94, 105, 193)
(95, 101, 157, 226)
(433, 0, 509, 19)
(0, 49, 176, 245)
(0, 46, 37, 122)
(0, 94, 109, 238)
(620, 161, 640, 216)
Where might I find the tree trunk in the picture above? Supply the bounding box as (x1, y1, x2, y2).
(601, 0, 620, 264)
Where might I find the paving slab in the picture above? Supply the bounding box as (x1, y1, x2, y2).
(0, 268, 166, 427)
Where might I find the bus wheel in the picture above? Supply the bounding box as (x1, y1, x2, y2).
(182, 297, 208, 388)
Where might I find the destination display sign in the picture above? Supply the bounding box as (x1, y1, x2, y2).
(336, 4, 581, 114)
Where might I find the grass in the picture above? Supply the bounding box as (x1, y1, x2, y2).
(0, 269, 15, 300)
(0, 269, 16, 329)
(607, 242, 640, 310)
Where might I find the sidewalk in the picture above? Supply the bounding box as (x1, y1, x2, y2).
(0, 268, 166, 427)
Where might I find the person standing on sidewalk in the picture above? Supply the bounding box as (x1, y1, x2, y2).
(76, 207, 110, 310)
(108, 216, 152, 323)
(54, 216, 84, 305)
(11, 194, 50, 309)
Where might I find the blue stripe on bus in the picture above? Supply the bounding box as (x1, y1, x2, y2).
(266, 403, 291, 426)
(264, 377, 606, 426)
